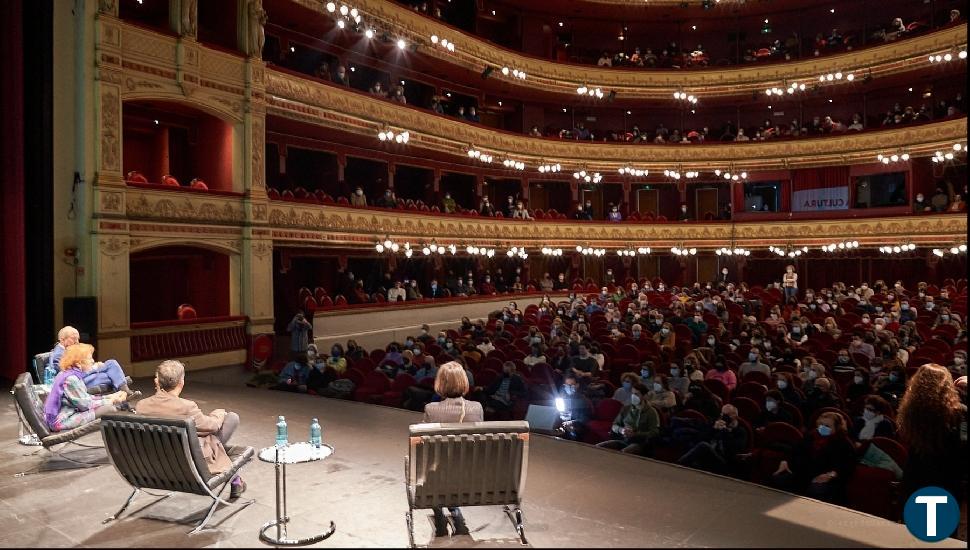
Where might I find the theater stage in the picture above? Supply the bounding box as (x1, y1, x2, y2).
(0, 377, 961, 548)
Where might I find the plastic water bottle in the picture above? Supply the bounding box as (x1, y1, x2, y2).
(276, 416, 288, 447)
(309, 418, 322, 448)
(43, 365, 55, 386)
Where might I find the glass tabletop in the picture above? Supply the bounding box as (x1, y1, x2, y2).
(258, 442, 334, 464)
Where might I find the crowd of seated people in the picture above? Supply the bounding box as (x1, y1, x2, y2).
(259, 273, 968, 525)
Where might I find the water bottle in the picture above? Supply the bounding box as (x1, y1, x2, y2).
(275, 415, 288, 447)
(309, 418, 322, 448)
(43, 365, 55, 386)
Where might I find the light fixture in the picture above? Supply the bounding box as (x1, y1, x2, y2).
(674, 91, 698, 104)
(821, 240, 859, 252)
(538, 163, 562, 173)
(618, 166, 648, 177)
(932, 143, 967, 163)
(879, 243, 917, 254)
(671, 246, 697, 256)
(364, 28, 374, 38)
(715, 247, 751, 256)
(396, 39, 406, 50)
(933, 244, 967, 257)
(502, 158, 526, 170)
(572, 170, 602, 184)
(541, 247, 564, 256)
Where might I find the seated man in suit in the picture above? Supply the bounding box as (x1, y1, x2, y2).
(137, 360, 247, 499)
(48, 325, 137, 399)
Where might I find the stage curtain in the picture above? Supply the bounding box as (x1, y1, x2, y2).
(792, 166, 850, 191)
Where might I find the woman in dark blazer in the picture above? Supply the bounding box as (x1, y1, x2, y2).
(422, 361, 484, 538)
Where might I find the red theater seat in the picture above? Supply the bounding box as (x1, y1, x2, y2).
(266, 188, 281, 200)
(846, 437, 908, 520)
(584, 398, 624, 444)
(189, 178, 208, 190)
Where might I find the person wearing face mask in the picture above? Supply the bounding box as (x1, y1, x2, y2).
(948, 350, 968, 378)
(772, 372, 802, 407)
(607, 372, 639, 406)
(677, 203, 691, 221)
(755, 390, 795, 428)
(739, 348, 771, 379)
(596, 382, 660, 456)
(677, 404, 749, 477)
(427, 279, 444, 299)
(483, 361, 528, 420)
(440, 191, 456, 213)
(685, 312, 708, 345)
(275, 348, 312, 394)
(646, 375, 677, 410)
(850, 395, 896, 441)
(523, 343, 547, 367)
(802, 377, 841, 418)
(653, 322, 677, 353)
(350, 186, 367, 207)
(705, 360, 738, 392)
(558, 374, 593, 441)
(912, 192, 930, 213)
(831, 348, 857, 374)
(771, 412, 856, 503)
(442, 338, 460, 358)
(666, 362, 690, 398)
(567, 343, 600, 381)
(844, 368, 873, 408)
(899, 300, 918, 323)
(637, 361, 655, 388)
(874, 363, 907, 407)
(553, 272, 568, 291)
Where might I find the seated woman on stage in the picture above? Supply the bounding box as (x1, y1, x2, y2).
(48, 325, 136, 396)
(422, 361, 484, 537)
(44, 343, 129, 432)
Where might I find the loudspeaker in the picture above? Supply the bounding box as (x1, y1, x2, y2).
(63, 296, 97, 349)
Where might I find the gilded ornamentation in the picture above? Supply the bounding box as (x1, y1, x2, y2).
(252, 203, 268, 221)
(264, 203, 967, 248)
(265, 71, 968, 170)
(101, 191, 123, 213)
(126, 193, 246, 224)
(252, 241, 273, 258)
(291, 0, 965, 99)
(100, 88, 120, 171)
(100, 236, 129, 256)
(251, 115, 265, 187)
(124, 77, 162, 91)
(247, 0, 268, 58)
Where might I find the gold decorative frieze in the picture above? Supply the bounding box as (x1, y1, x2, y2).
(265, 203, 967, 249)
(125, 188, 246, 224)
(265, 70, 967, 170)
(291, 0, 966, 99)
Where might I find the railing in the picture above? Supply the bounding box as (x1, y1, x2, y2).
(130, 316, 248, 362)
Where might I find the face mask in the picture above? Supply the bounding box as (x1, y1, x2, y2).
(670, 368, 680, 377)
(694, 316, 702, 323)
(942, 315, 950, 321)
(748, 353, 758, 362)
(926, 303, 935, 310)
(792, 326, 801, 334)
(817, 425, 833, 437)
(307, 352, 317, 361)
(653, 383, 663, 393)
(356, 190, 363, 195)
(707, 338, 716, 346)
(955, 357, 965, 366)
(838, 356, 849, 363)
(622, 381, 633, 391)
(563, 385, 577, 396)
(764, 342, 772, 350)
(777, 380, 788, 390)
(437, 336, 445, 344)
(807, 371, 818, 380)
(405, 339, 414, 346)
(901, 304, 910, 310)
(431, 283, 437, 289)
(870, 366, 882, 374)
(765, 400, 778, 412)
(640, 369, 650, 378)
(661, 328, 670, 335)
(863, 409, 876, 421)
(889, 373, 898, 382)
(629, 394, 641, 406)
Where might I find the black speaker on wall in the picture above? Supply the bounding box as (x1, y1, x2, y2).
(63, 297, 97, 349)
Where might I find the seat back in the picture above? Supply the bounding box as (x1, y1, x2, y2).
(31, 351, 52, 384)
(12, 372, 51, 440)
(407, 421, 529, 509)
(99, 414, 213, 495)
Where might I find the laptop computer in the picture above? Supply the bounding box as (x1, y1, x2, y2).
(524, 404, 561, 433)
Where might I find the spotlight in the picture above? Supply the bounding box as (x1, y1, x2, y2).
(364, 29, 374, 38)
(396, 39, 406, 50)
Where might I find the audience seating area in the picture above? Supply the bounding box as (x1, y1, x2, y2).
(267, 277, 968, 521)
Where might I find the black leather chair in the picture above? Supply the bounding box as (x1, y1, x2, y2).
(405, 421, 530, 546)
(11, 372, 107, 476)
(30, 351, 51, 384)
(99, 414, 255, 534)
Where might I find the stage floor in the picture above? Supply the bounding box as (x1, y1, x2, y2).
(0, 377, 961, 548)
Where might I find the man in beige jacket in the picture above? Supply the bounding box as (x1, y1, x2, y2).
(136, 360, 246, 498)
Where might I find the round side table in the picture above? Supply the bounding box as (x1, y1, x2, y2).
(258, 442, 336, 546)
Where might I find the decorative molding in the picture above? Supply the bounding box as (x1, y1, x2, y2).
(265, 203, 968, 248)
(98, 0, 118, 16)
(292, 0, 966, 99)
(99, 87, 121, 172)
(264, 71, 968, 170)
(252, 241, 273, 258)
(126, 191, 246, 224)
(100, 236, 130, 256)
(251, 115, 265, 187)
(100, 191, 123, 213)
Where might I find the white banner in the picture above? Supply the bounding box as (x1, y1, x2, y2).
(792, 186, 849, 211)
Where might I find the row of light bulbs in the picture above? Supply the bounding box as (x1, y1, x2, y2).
(325, 2, 362, 28)
(673, 91, 698, 104)
(818, 71, 855, 83)
(500, 66, 527, 80)
(714, 169, 747, 181)
(931, 143, 966, 163)
(880, 244, 918, 254)
(821, 240, 860, 252)
(573, 170, 603, 183)
(466, 148, 494, 163)
(502, 159, 526, 170)
(765, 83, 808, 96)
(877, 152, 910, 164)
(577, 85, 605, 99)
(928, 49, 967, 63)
(429, 35, 456, 52)
(715, 247, 752, 256)
(372, 242, 959, 257)
(537, 163, 562, 173)
(769, 245, 809, 257)
(932, 244, 967, 257)
(377, 128, 410, 143)
(618, 166, 649, 177)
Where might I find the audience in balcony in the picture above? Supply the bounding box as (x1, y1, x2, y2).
(512, 201, 533, 220)
(333, 65, 349, 86)
(368, 81, 386, 98)
(351, 186, 367, 206)
(441, 192, 457, 213)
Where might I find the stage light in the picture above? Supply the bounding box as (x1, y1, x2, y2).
(364, 28, 374, 38)
(396, 39, 406, 50)
(326, 2, 336, 12)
